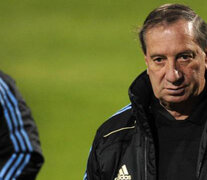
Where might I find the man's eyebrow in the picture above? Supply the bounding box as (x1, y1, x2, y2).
(176, 50, 196, 57)
(150, 54, 166, 59)
(149, 50, 195, 59)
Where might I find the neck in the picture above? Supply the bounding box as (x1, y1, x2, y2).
(160, 96, 200, 120)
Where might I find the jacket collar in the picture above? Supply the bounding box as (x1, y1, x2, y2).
(128, 70, 153, 110)
(128, 71, 154, 137)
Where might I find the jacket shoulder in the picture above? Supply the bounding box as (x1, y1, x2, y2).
(0, 71, 16, 85)
(95, 104, 135, 142)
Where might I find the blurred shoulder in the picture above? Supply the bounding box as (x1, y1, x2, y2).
(0, 71, 16, 85)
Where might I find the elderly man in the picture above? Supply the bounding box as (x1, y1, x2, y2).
(84, 4, 207, 180)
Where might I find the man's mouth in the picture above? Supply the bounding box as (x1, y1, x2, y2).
(165, 86, 187, 95)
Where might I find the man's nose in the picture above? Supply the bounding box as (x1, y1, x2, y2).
(165, 61, 183, 85)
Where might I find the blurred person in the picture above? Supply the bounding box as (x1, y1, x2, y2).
(0, 71, 44, 179)
(84, 3, 207, 180)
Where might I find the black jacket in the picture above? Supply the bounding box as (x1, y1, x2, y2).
(84, 71, 207, 180)
(0, 71, 44, 180)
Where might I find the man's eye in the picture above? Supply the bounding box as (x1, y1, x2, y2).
(153, 58, 164, 63)
(179, 54, 193, 60)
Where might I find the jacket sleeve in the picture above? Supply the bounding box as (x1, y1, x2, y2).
(0, 71, 44, 179)
(84, 134, 101, 180)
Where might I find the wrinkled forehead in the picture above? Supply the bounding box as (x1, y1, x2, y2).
(144, 20, 196, 47)
(145, 19, 194, 38)
(143, 20, 201, 56)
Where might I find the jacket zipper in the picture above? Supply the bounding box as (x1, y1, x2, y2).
(197, 161, 202, 178)
(145, 136, 148, 180)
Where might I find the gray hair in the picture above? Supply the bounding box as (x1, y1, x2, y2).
(139, 4, 207, 54)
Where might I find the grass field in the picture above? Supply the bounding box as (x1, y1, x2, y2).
(0, 0, 207, 179)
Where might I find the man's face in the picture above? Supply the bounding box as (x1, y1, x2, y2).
(144, 20, 207, 105)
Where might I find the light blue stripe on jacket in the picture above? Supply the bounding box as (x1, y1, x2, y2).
(0, 78, 33, 179)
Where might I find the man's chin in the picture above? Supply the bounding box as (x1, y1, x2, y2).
(160, 95, 189, 106)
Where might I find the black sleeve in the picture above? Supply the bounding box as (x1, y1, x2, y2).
(84, 133, 101, 180)
(0, 71, 44, 179)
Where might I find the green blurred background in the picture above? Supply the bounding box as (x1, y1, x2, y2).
(0, 0, 206, 179)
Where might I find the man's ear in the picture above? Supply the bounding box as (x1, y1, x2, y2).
(205, 49, 207, 69)
(144, 55, 149, 74)
(205, 48, 207, 70)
